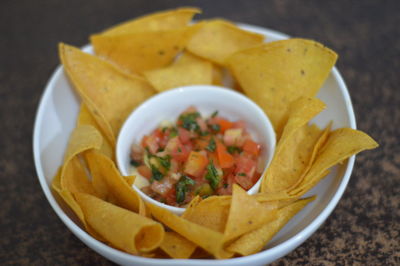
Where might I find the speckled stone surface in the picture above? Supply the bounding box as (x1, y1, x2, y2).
(0, 0, 398, 265)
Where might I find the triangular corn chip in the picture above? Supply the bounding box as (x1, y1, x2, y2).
(227, 38, 337, 134)
(186, 19, 264, 65)
(59, 43, 156, 146)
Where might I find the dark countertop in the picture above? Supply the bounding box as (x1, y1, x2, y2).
(1, 0, 398, 265)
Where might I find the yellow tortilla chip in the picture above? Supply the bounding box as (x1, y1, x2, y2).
(227, 39, 337, 134)
(160, 231, 197, 259)
(77, 103, 113, 159)
(143, 52, 213, 92)
(263, 124, 323, 193)
(147, 202, 233, 259)
(59, 43, 156, 146)
(85, 149, 146, 216)
(223, 185, 277, 244)
(261, 97, 325, 193)
(91, 27, 196, 74)
(287, 122, 332, 191)
(227, 196, 315, 255)
(182, 195, 231, 233)
(63, 124, 103, 164)
(101, 7, 201, 35)
(74, 193, 164, 254)
(186, 19, 264, 65)
(289, 128, 378, 196)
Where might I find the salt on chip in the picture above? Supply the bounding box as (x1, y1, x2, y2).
(147, 202, 233, 259)
(261, 97, 325, 193)
(227, 196, 315, 256)
(91, 27, 197, 74)
(143, 52, 213, 92)
(289, 128, 378, 196)
(160, 231, 197, 259)
(227, 38, 337, 135)
(186, 19, 264, 65)
(74, 193, 164, 254)
(59, 43, 156, 146)
(85, 149, 146, 216)
(77, 103, 113, 159)
(223, 185, 277, 244)
(182, 195, 231, 233)
(100, 7, 201, 36)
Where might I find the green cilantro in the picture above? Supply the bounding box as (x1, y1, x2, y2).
(238, 172, 247, 176)
(169, 127, 178, 138)
(227, 146, 242, 154)
(211, 110, 219, 118)
(210, 124, 220, 132)
(205, 161, 220, 190)
(130, 159, 140, 167)
(176, 176, 195, 204)
(150, 165, 163, 181)
(157, 155, 171, 170)
(179, 112, 200, 132)
(206, 138, 216, 152)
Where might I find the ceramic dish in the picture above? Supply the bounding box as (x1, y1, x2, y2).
(116, 85, 276, 215)
(33, 23, 356, 265)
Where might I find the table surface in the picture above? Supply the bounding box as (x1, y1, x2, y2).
(1, 0, 399, 265)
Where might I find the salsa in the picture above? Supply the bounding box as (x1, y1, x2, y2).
(130, 106, 263, 207)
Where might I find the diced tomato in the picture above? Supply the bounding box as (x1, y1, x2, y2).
(216, 174, 234, 195)
(233, 120, 246, 130)
(164, 187, 177, 206)
(142, 134, 159, 154)
(137, 165, 152, 179)
(178, 127, 191, 144)
(208, 117, 234, 133)
(243, 139, 261, 156)
(216, 142, 235, 168)
(184, 151, 208, 178)
(235, 156, 256, 178)
(234, 174, 253, 190)
(194, 136, 210, 150)
(196, 117, 208, 132)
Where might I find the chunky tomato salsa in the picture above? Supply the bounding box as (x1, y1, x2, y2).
(130, 106, 263, 207)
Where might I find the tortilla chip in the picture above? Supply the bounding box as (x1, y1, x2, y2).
(85, 149, 146, 216)
(182, 195, 231, 233)
(147, 202, 233, 259)
(186, 19, 264, 65)
(74, 193, 164, 254)
(59, 43, 156, 146)
(63, 124, 103, 164)
(227, 196, 315, 255)
(261, 97, 325, 193)
(289, 128, 379, 196)
(77, 103, 113, 159)
(143, 52, 213, 92)
(227, 38, 337, 134)
(91, 26, 196, 74)
(223, 185, 277, 244)
(100, 7, 201, 36)
(160, 231, 197, 259)
(287, 122, 332, 191)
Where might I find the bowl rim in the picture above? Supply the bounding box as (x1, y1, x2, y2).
(115, 84, 277, 215)
(32, 23, 356, 265)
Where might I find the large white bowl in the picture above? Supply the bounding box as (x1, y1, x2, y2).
(33, 24, 356, 265)
(116, 85, 276, 215)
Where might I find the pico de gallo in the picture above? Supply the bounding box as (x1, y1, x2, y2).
(130, 106, 263, 207)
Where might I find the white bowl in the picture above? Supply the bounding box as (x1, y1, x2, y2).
(33, 24, 356, 265)
(116, 85, 276, 215)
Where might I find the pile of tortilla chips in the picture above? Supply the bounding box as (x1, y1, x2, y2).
(52, 7, 378, 259)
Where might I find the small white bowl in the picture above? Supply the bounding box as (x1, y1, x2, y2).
(116, 85, 276, 215)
